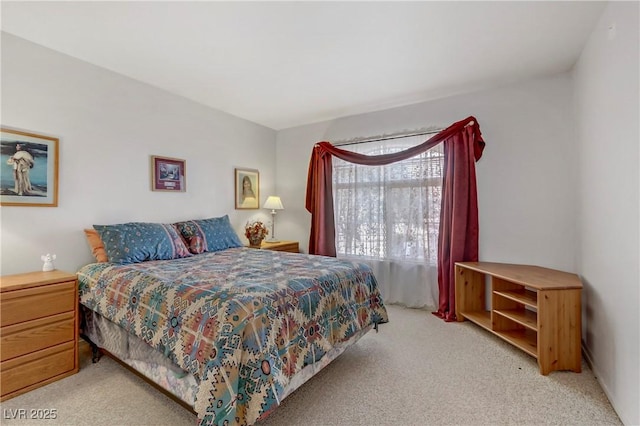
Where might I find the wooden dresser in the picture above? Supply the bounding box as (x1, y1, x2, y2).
(0, 270, 79, 401)
(455, 262, 582, 375)
(254, 240, 299, 253)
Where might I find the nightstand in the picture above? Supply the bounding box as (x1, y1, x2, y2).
(0, 270, 79, 401)
(256, 240, 299, 253)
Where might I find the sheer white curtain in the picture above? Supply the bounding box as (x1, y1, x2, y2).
(333, 133, 443, 308)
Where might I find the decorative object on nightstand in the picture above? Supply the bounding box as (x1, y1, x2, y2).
(263, 195, 284, 243)
(0, 270, 79, 401)
(41, 253, 56, 271)
(245, 220, 268, 247)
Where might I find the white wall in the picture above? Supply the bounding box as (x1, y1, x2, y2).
(0, 34, 277, 275)
(573, 2, 639, 425)
(277, 73, 578, 275)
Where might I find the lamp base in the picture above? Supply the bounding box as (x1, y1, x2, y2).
(264, 238, 280, 243)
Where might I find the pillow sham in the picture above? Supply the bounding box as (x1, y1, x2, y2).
(93, 222, 192, 264)
(174, 215, 243, 254)
(84, 228, 109, 263)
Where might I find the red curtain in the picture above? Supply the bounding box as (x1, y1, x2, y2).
(305, 116, 485, 321)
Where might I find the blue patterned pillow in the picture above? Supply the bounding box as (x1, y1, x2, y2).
(93, 222, 192, 264)
(174, 215, 242, 254)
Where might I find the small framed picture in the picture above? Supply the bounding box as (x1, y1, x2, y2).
(1, 127, 59, 207)
(235, 168, 259, 209)
(151, 155, 186, 192)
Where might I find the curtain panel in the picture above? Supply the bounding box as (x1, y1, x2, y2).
(332, 135, 443, 308)
(305, 116, 485, 321)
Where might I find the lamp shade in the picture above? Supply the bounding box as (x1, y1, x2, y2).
(263, 196, 284, 210)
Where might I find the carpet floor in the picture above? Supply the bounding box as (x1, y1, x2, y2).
(1, 305, 621, 425)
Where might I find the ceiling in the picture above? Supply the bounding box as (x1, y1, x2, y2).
(1, 1, 606, 130)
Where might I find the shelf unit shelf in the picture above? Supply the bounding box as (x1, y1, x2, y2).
(494, 328, 538, 358)
(493, 308, 538, 331)
(455, 262, 582, 375)
(460, 310, 491, 331)
(493, 289, 537, 308)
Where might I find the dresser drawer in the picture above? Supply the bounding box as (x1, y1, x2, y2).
(259, 241, 299, 252)
(0, 280, 75, 327)
(0, 341, 76, 398)
(277, 243, 299, 253)
(1, 312, 75, 361)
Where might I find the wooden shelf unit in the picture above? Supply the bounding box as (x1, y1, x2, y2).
(455, 262, 582, 375)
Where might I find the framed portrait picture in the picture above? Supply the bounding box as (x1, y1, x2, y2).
(235, 168, 259, 209)
(1, 127, 59, 207)
(151, 155, 186, 192)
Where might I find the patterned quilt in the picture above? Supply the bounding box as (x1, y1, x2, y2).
(77, 247, 388, 425)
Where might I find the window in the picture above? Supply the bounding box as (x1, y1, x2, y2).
(333, 133, 443, 264)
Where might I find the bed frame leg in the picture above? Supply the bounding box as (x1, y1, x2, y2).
(79, 305, 102, 363)
(90, 341, 102, 363)
(79, 333, 102, 363)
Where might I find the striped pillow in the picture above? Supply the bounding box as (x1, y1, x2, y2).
(93, 222, 192, 264)
(174, 215, 242, 254)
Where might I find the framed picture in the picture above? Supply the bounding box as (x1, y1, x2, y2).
(1, 127, 59, 207)
(235, 168, 259, 209)
(151, 155, 186, 192)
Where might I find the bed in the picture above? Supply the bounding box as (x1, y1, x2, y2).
(77, 218, 388, 426)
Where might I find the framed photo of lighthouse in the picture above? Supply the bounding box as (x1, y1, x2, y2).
(0, 127, 59, 207)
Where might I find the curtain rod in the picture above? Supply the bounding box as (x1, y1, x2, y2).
(333, 128, 444, 147)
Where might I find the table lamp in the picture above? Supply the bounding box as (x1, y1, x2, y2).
(263, 196, 284, 243)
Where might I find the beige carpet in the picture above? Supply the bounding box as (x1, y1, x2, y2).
(1, 305, 621, 425)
